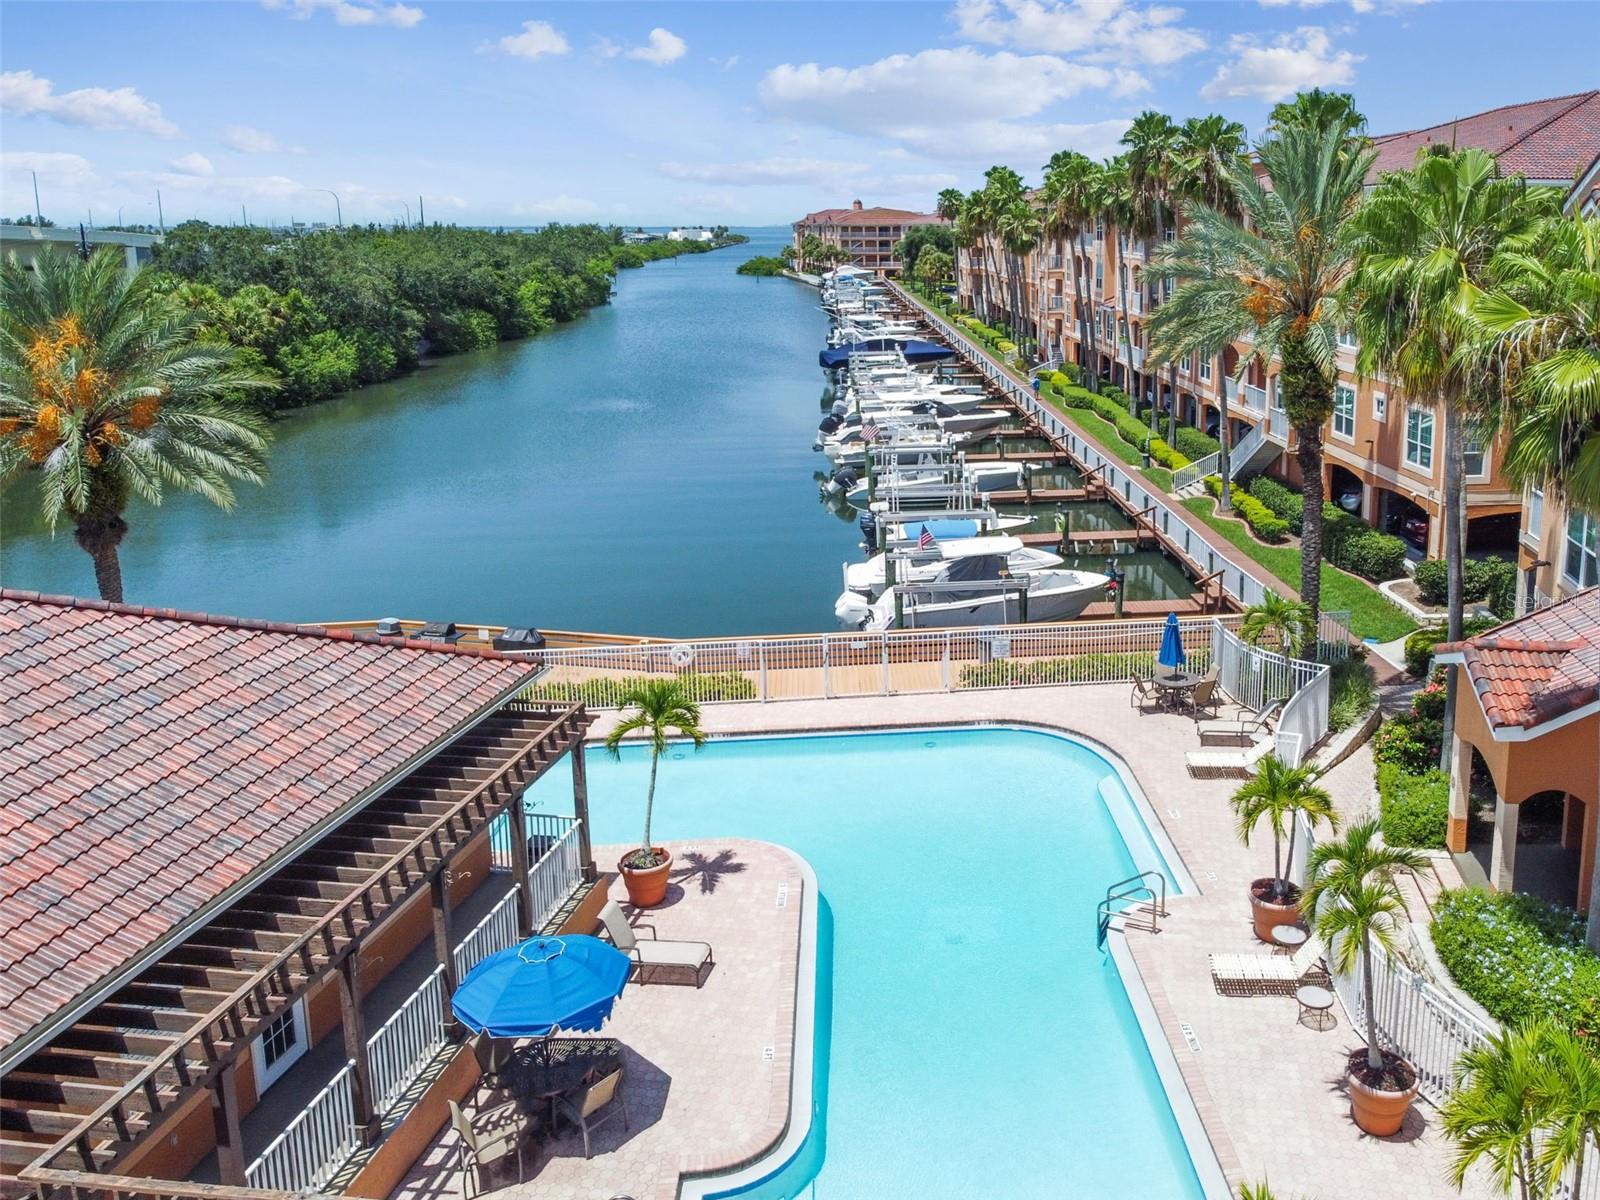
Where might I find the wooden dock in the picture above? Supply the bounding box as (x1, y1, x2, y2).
(1064, 528, 1153, 545)
(984, 487, 1092, 503)
(964, 451, 1066, 464)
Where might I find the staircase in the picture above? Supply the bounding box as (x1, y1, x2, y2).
(1171, 410, 1290, 497)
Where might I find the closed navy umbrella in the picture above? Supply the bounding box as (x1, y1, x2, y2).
(1157, 612, 1188, 680)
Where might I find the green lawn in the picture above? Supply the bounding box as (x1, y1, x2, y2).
(1181, 497, 1418, 642)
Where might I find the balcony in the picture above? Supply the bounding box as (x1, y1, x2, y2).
(1049, 255, 1064, 269)
(1224, 378, 1240, 404)
(1049, 295, 1065, 310)
(1125, 289, 1143, 315)
(1241, 383, 1267, 414)
(1129, 344, 1145, 370)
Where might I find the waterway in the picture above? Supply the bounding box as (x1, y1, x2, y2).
(1, 227, 1191, 636)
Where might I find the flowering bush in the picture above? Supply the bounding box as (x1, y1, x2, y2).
(1431, 889, 1600, 1040)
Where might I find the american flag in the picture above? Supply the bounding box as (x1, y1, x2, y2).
(918, 526, 936, 550)
(861, 421, 880, 442)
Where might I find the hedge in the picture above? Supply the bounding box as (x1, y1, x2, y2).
(1173, 426, 1220, 460)
(1403, 615, 1500, 676)
(1377, 763, 1448, 848)
(1431, 889, 1600, 1040)
(957, 648, 1215, 688)
(1248, 476, 1304, 532)
(1039, 379, 1194, 472)
(1333, 530, 1408, 582)
(1413, 556, 1518, 618)
(524, 671, 756, 706)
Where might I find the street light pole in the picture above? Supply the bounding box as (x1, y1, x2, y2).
(402, 201, 411, 228)
(312, 188, 342, 228)
(31, 171, 43, 225)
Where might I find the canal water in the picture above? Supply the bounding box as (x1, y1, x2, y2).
(1, 227, 1191, 636)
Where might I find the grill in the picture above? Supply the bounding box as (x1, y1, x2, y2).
(493, 627, 547, 652)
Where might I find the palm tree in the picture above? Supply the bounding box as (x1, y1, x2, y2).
(1241, 590, 1314, 656)
(1302, 819, 1427, 1072)
(1230, 755, 1337, 904)
(1442, 1022, 1553, 1200)
(0, 249, 275, 602)
(1099, 155, 1140, 411)
(1041, 151, 1104, 389)
(1478, 213, 1600, 514)
(1535, 1023, 1600, 1199)
(1268, 89, 1367, 141)
(1349, 147, 1555, 770)
(935, 187, 964, 223)
(1146, 121, 1375, 633)
(1123, 111, 1182, 433)
(997, 195, 1039, 356)
(602, 678, 706, 869)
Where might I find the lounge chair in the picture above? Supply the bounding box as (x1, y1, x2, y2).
(1185, 735, 1274, 779)
(1209, 935, 1330, 997)
(554, 1067, 630, 1159)
(598, 899, 714, 986)
(448, 1098, 535, 1197)
(1197, 697, 1284, 744)
(1130, 673, 1157, 711)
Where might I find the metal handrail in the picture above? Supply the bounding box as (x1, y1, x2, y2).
(1096, 870, 1168, 947)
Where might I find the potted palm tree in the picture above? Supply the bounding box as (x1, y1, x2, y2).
(1230, 756, 1337, 941)
(602, 678, 705, 907)
(1303, 819, 1427, 1135)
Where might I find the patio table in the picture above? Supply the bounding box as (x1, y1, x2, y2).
(1271, 924, 1309, 955)
(506, 1038, 622, 1125)
(1151, 671, 1204, 710)
(1295, 985, 1336, 1031)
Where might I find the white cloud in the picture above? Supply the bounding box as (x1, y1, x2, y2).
(1, 150, 98, 189)
(0, 70, 178, 136)
(760, 48, 1134, 164)
(169, 152, 214, 177)
(659, 157, 871, 186)
(222, 124, 304, 154)
(511, 195, 601, 219)
(488, 20, 570, 60)
(626, 28, 687, 66)
(262, 0, 423, 28)
(1199, 27, 1361, 102)
(1261, 0, 1425, 10)
(951, 0, 1206, 66)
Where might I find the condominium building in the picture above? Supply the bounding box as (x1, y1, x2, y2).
(792, 200, 947, 274)
(956, 91, 1600, 562)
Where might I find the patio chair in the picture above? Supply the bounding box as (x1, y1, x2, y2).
(1129, 672, 1157, 711)
(469, 1030, 505, 1099)
(598, 899, 714, 986)
(1196, 697, 1284, 744)
(554, 1067, 629, 1159)
(448, 1098, 535, 1197)
(1185, 676, 1222, 718)
(1209, 935, 1330, 997)
(1184, 734, 1274, 779)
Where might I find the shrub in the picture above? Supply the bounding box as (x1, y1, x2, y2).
(1204, 474, 1223, 497)
(1404, 615, 1499, 676)
(1173, 427, 1221, 460)
(276, 330, 359, 402)
(1233, 491, 1290, 542)
(1371, 712, 1442, 774)
(1148, 437, 1191, 471)
(1336, 530, 1408, 581)
(997, 339, 1017, 355)
(1327, 656, 1377, 733)
(1248, 476, 1306, 533)
(957, 647, 1213, 688)
(1413, 558, 1449, 604)
(524, 671, 756, 707)
(1431, 889, 1600, 1039)
(1377, 763, 1448, 848)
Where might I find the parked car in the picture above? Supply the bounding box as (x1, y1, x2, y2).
(1385, 510, 1429, 547)
(1335, 487, 1362, 513)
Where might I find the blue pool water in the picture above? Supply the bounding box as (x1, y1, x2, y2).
(533, 727, 1206, 1198)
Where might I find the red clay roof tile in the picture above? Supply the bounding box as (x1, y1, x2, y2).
(1370, 91, 1600, 183)
(0, 589, 537, 1053)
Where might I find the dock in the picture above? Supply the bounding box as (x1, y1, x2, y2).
(984, 487, 1093, 503)
(963, 451, 1066, 464)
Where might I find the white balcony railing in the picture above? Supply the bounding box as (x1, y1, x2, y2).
(246, 1062, 360, 1193)
(1129, 344, 1145, 370)
(368, 967, 447, 1118)
(1049, 295, 1065, 310)
(1223, 378, 1240, 404)
(1242, 383, 1267, 414)
(1125, 290, 1143, 315)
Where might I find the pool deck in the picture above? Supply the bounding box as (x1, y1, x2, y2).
(580, 687, 1492, 1200)
(392, 838, 804, 1200)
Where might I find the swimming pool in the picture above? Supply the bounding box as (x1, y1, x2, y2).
(534, 726, 1216, 1198)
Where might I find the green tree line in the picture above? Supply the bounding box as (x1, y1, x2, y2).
(147, 222, 734, 408)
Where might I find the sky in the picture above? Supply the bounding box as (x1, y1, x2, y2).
(2, 0, 1597, 229)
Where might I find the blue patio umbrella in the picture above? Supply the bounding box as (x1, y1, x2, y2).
(451, 935, 630, 1039)
(1157, 612, 1188, 679)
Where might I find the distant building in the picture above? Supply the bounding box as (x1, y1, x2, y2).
(792, 200, 947, 274)
(0, 223, 161, 272)
(667, 226, 715, 242)
(622, 229, 663, 244)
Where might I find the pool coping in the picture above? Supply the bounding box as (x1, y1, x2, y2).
(599, 719, 1230, 1197)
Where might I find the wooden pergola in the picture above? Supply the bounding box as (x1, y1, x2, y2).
(7, 700, 592, 1199)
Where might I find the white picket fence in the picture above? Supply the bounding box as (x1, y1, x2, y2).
(366, 966, 448, 1118)
(1211, 622, 1330, 768)
(452, 887, 520, 981)
(245, 1061, 360, 1193)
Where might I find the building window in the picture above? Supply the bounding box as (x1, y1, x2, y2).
(1332, 384, 1356, 441)
(1564, 510, 1598, 588)
(1095, 218, 1104, 240)
(251, 1000, 308, 1092)
(1373, 391, 1387, 423)
(1524, 486, 1543, 545)
(1463, 431, 1488, 478)
(1163, 226, 1175, 242)
(1180, 354, 1192, 375)
(1199, 358, 1213, 382)
(1337, 328, 1358, 351)
(1405, 406, 1435, 472)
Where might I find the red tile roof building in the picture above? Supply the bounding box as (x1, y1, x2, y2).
(0, 590, 539, 1060)
(793, 199, 947, 274)
(1369, 90, 1600, 186)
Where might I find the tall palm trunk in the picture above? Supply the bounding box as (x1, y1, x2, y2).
(642, 748, 659, 854)
(1296, 420, 1327, 627)
(73, 510, 128, 604)
(1073, 232, 1098, 391)
(1116, 256, 1134, 412)
(1440, 398, 1466, 771)
(1217, 355, 1233, 514)
(1361, 942, 1382, 1071)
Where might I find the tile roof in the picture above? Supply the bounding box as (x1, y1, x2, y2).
(0, 590, 538, 1053)
(1370, 91, 1600, 183)
(1435, 587, 1600, 733)
(796, 205, 946, 227)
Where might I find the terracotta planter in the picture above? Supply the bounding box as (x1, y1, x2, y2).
(618, 848, 673, 908)
(1249, 878, 1301, 942)
(1347, 1056, 1419, 1136)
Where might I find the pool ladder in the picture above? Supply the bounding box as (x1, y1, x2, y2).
(1096, 870, 1168, 948)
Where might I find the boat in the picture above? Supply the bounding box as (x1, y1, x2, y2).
(843, 461, 1030, 510)
(849, 559, 1112, 630)
(838, 535, 1065, 603)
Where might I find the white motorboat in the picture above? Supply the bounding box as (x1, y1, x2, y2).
(852, 560, 1112, 630)
(880, 513, 1033, 543)
(838, 535, 1064, 605)
(844, 461, 1029, 510)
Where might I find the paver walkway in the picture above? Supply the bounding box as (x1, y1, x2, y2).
(392, 839, 802, 1200)
(590, 687, 1495, 1199)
